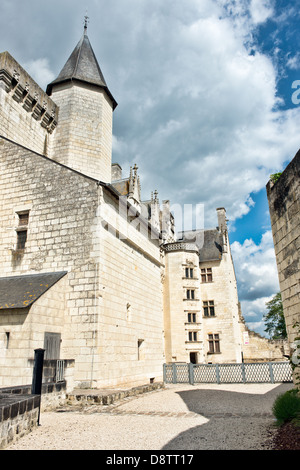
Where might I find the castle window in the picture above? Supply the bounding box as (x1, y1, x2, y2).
(18, 212, 29, 226)
(186, 289, 195, 300)
(5, 332, 10, 349)
(16, 211, 29, 250)
(137, 339, 144, 360)
(188, 313, 197, 323)
(203, 301, 215, 317)
(16, 230, 27, 250)
(208, 334, 220, 353)
(126, 302, 131, 322)
(188, 331, 197, 342)
(201, 267, 212, 282)
(185, 267, 194, 278)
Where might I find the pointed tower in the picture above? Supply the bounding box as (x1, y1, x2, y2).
(46, 19, 117, 182)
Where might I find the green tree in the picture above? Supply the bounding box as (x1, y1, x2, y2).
(264, 292, 287, 339)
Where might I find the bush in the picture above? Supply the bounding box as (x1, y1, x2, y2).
(270, 172, 282, 183)
(272, 389, 300, 425)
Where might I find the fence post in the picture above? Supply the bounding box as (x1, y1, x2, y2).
(215, 364, 220, 384)
(31, 348, 45, 425)
(172, 363, 177, 384)
(189, 363, 194, 385)
(268, 362, 275, 384)
(241, 363, 246, 384)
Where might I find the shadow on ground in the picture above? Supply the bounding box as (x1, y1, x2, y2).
(162, 383, 293, 451)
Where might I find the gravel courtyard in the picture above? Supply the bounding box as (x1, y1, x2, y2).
(6, 382, 293, 451)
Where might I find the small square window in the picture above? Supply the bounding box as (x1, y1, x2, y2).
(18, 213, 29, 226)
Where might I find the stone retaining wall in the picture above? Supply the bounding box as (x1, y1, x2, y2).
(0, 393, 40, 449)
(67, 382, 165, 406)
(0, 381, 67, 449)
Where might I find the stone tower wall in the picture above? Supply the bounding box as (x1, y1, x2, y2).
(50, 81, 113, 182)
(266, 151, 300, 354)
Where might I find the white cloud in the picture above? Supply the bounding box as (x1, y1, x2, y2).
(23, 58, 55, 91)
(102, 1, 300, 228)
(249, 0, 274, 24)
(231, 231, 280, 335)
(231, 231, 279, 299)
(286, 53, 300, 70)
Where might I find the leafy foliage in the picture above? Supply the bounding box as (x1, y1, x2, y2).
(272, 389, 300, 426)
(264, 292, 287, 339)
(270, 172, 282, 183)
(291, 321, 300, 389)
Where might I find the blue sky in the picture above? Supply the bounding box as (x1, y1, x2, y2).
(227, 0, 300, 335)
(0, 0, 299, 336)
(253, 0, 300, 112)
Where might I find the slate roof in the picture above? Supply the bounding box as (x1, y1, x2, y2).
(111, 179, 130, 196)
(0, 272, 67, 310)
(178, 229, 223, 262)
(46, 29, 117, 109)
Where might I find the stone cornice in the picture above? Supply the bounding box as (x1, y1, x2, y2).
(0, 51, 58, 134)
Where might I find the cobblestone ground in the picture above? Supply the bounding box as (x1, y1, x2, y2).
(6, 383, 293, 451)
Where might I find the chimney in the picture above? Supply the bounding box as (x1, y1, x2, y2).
(111, 163, 122, 181)
(216, 207, 227, 232)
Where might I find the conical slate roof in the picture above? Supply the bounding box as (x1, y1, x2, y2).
(46, 27, 117, 109)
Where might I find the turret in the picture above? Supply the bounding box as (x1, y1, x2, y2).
(47, 19, 117, 182)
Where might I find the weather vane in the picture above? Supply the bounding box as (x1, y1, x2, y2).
(84, 12, 89, 31)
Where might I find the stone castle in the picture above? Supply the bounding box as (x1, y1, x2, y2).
(0, 24, 287, 389)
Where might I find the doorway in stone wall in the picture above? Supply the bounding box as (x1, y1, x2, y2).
(189, 352, 198, 364)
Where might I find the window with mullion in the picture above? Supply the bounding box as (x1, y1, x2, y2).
(208, 333, 220, 353)
(203, 300, 215, 317)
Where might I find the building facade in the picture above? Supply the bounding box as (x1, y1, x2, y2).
(0, 26, 287, 390)
(163, 208, 242, 364)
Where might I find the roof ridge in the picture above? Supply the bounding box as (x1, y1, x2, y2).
(73, 32, 84, 79)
